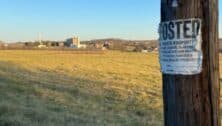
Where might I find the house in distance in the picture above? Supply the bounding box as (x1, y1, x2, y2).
(65, 37, 86, 48)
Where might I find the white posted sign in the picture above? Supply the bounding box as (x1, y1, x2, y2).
(158, 18, 203, 75)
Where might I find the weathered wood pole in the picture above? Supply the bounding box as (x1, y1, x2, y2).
(161, 0, 220, 126)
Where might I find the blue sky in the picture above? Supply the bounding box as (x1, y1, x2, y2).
(0, 0, 221, 42)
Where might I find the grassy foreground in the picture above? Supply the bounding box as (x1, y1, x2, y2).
(0, 50, 163, 126)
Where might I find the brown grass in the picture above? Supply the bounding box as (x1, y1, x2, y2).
(1, 50, 220, 126)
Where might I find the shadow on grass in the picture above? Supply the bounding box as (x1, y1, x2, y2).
(0, 61, 163, 126)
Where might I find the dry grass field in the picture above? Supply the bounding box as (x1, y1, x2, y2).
(0, 50, 220, 126)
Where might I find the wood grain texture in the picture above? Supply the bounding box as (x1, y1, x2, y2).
(161, 0, 220, 126)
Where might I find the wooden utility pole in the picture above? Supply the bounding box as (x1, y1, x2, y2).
(160, 0, 220, 126)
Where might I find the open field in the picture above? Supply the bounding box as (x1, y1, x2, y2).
(0, 50, 220, 126)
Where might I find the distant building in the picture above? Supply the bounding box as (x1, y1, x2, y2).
(141, 49, 148, 53)
(59, 42, 64, 47)
(65, 37, 86, 48)
(94, 43, 103, 49)
(38, 44, 47, 48)
(65, 37, 80, 47)
(78, 44, 87, 48)
(4, 43, 8, 47)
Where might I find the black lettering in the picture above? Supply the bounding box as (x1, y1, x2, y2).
(160, 19, 201, 40)
(184, 20, 192, 38)
(175, 21, 183, 39)
(168, 22, 175, 40)
(163, 23, 168, 40)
